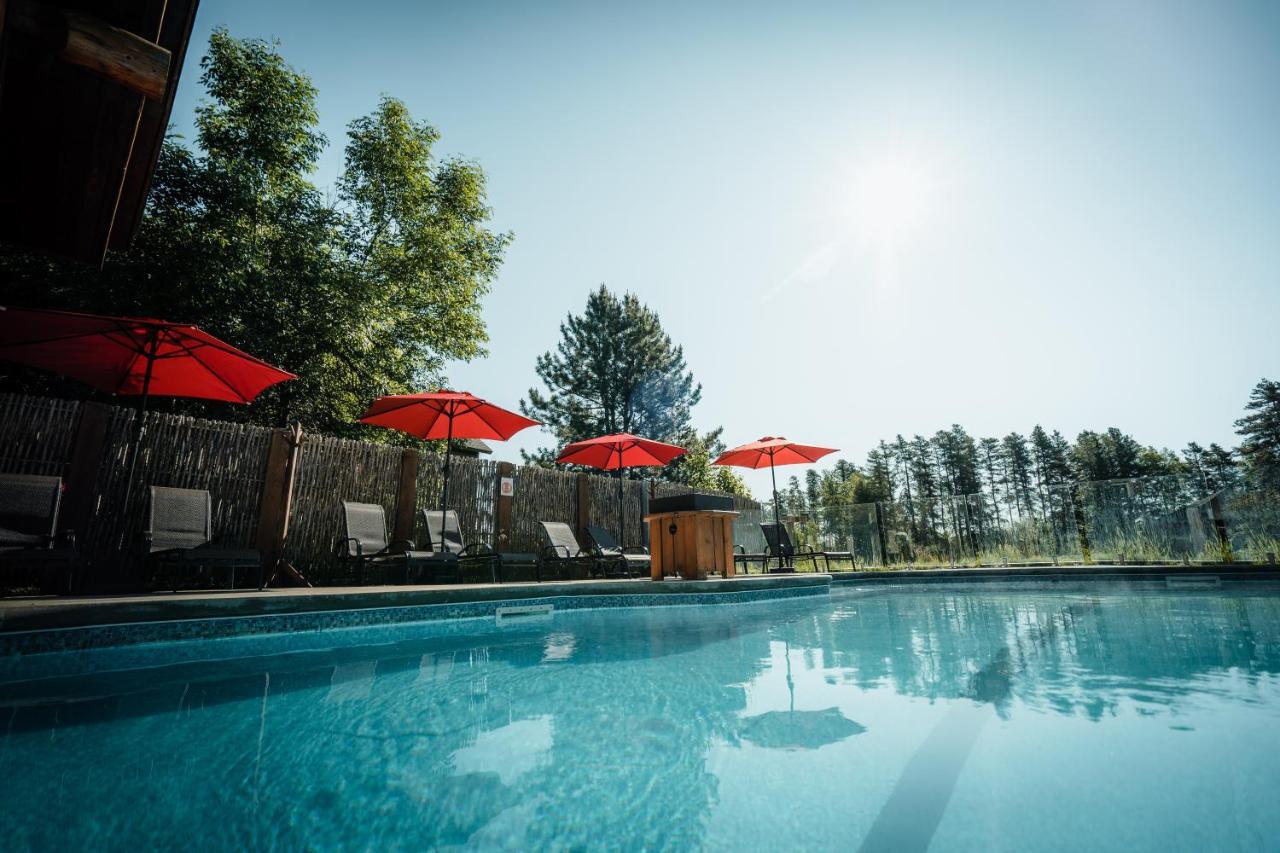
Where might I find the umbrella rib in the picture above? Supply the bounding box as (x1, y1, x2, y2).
(166, 332, 254, 402)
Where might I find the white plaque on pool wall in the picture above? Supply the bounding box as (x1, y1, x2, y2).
(500, 476, 514, 497)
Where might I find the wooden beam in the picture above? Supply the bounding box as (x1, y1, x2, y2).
(10, 1, 171, 100)
(393, 449, 420, 545)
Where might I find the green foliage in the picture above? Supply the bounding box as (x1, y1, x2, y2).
(0, 30, 508, 437)
(522, 285, 700, 445)
(663, 428, 752, 497)
(1236, 378, 1280, 491)
(521, 285, 740, 492)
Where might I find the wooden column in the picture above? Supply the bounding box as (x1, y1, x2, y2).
(393, 448, 419, 544)
(495, 461, 515, 550)
(254, 429, 293, 570)
(63, 402, 112, 590)
(576, 473, 590, 541)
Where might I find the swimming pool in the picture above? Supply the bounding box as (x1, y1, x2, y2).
(2, 583, 1279, 851)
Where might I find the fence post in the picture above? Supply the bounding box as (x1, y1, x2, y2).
(63, 402, 112, 590)
(255, 429, 294, 579)
(393, 448, 419, 544)
(576, 473, 590, 541)
(495, 461, 514, 550)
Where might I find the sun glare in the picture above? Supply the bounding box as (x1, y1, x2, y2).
(842, 155, 938, 244)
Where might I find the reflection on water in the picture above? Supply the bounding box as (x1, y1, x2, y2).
(1, 585, 1279, 850)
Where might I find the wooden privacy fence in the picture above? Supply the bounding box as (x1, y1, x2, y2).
(0, 393, 759, 588)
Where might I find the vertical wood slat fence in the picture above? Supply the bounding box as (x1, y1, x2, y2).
(0, 393, 759, 588)
(0, 394, 82, 477)
(283, 434, 405, 584)
(82, 407, 273, 577)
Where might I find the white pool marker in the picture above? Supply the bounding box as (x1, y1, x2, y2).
(496, 604, 554, 624)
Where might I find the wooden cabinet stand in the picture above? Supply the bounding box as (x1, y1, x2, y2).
(643, 510, 739, 580)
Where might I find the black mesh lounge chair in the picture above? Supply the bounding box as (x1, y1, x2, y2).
(761, 523, 850, 572)
(338, 501, 456, 585)
(0, 473, 77, 594)
(538, 522, 601, 580)
(142, 486, 261, 591)
(422, 510, 500, 583)
(733, 545, 768, 575)
(761, 522, 821, 573)
(585, 525, 648, 579)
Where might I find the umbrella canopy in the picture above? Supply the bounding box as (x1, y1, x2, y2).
(360, 391, 539, 513)
(359, 391, 539, 441)
(0, 305, 297, 512)
(556, 433, 686, 548)
(713, 436, 838, 553)
(0, 306, 297, 402)
(556, 433, 687, 470)
(711, 436, 838, 470)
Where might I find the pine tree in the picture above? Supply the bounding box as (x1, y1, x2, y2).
(1183, 441, 1210, 495)
(1235, 378, 1280, 491)
(979, 437, 1004, 532)
(1001, 433, 1036, 519)
(1203, 443, 1240, 492)
(522, 285, 701, 463)
(866, 441, 896, 503)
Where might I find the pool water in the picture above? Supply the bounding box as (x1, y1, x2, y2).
(3, 584, 1280, 851)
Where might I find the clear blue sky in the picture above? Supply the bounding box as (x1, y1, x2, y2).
(170, 0, 1280, 498)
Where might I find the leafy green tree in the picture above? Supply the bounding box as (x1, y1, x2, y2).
(663, 428, 750, 496)
(521, 284, 702, 462)
(1201, 443, 1240, 492)
(0, 30, 508, 435)
(1236, 378, 1280, 491)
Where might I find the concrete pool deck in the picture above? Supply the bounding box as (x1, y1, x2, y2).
(3, 564, 1277, 656)
(0, 573, 832, 636)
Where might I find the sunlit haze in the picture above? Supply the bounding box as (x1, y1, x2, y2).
(169, 1, 1280, 498)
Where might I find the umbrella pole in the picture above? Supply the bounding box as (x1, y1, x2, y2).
(617, 451, 625, 546)
(122, 333, 160, 512)
(770, 454, 785, 568)
(440, 407, 454, 514)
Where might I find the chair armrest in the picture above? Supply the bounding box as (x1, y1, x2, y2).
(58, 528, 76, 548)
(541, 544, 571, 559)
(336, 536, 362, 560)
(622, 546, 649, 555)
(460, 543, 496, 558)
(389, 539, 416, 554)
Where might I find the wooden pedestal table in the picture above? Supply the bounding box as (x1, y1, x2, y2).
(643, 510, 739, 580)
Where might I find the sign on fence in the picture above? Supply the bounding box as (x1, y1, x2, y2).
(500, 476, 514, 497)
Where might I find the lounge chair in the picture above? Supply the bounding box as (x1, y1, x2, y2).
(0, 473, 77, 594)
(338, 501, 456, 585)
(733, 544, 768, 575)
(761, 523, 851, 572)
(585, 525, 648, 579)
(422, 509, 500, 582)
(538, 522, 602, 580)
(142, 486, 261, 590)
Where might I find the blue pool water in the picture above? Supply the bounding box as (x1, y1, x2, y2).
(2, 584, 1280, 851)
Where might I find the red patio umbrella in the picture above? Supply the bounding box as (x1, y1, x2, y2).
(0, 305, 297, 497)
(556, 433, 687, 545)
(712, 437, 838, 535)
(360, 391, 539, 512)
